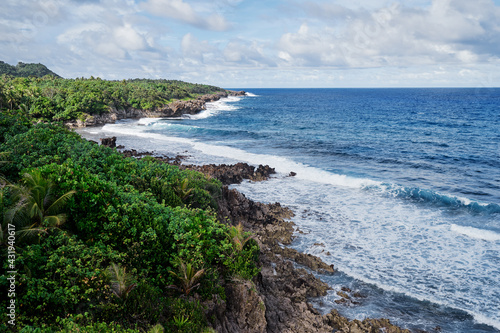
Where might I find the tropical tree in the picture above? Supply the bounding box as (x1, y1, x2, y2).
(0, 80, 6, 109)
(108, 262, 137, 301)
(4, 86, 16, 110)
(175, 178, 193, 202)
(229, 222, 255, 251)
(0, 152, 27, 248)
(168, 259, 205, 296)
(9, 169, 76, 241)
(0, 187, 17, 248)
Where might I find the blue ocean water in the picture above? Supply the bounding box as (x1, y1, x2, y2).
(79, 88, 500, 332)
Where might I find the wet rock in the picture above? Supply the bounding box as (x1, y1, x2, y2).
(121, 149, 153, 158)
(325, 310, 411, 333)
(252, 164, 276, 181)
(182, 162, 275, 185)
(227, 90, 246, 96)
(272, 246, 334, 274)
(100, 136, 116, 148)
(337, 291, 350, 299)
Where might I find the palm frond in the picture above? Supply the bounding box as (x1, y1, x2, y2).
(108, 262, 137, 300)
(17, 226, 47, 241)
(5, 199, 30, 228)
(46, 190, 76, 216)
(44, 214, 67, 228)
(229, 222, 255, 251)
(167, 260, 205, 296)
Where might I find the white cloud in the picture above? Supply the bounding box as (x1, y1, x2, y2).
(181, 33, 217, 62)
(279, 0, 500, 69)
(114, 24, 147, 51)
(223, 39, 275, 67)
(57, 21, 150, 59)
(141, 0, 230, 31)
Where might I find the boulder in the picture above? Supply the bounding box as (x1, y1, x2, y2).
(100, 136, 116, 148)
(182, 163, 276, 185)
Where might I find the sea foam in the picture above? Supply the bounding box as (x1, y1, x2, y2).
(450, 224, 500, 241)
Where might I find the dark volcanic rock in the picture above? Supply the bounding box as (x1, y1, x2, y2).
(205, 279, 267, 333)
(273, 246, 334, 274)
(325, 310, 411, 333)
(121, 149, 153, 158)
(227, 90, 246, 96)
(214, 187, 335, 332)
(253, 165, 276, 181)
(183, 163, 276, 185)
(217, 187, 295, 244)
(100, 136, 116, 148)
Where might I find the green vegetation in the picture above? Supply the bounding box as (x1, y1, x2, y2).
(0, 75, 259, 332)
(0, 73, 225, 122)
(0, 61, 61, 78)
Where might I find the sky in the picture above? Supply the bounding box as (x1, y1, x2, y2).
(1, 0, 500, 88)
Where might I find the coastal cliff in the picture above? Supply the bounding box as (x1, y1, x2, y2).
(64, 90, 246, 128)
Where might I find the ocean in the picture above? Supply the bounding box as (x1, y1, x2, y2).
(78, 88, 500, 332)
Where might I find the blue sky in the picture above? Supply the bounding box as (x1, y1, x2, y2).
(1, 0, 500, 88)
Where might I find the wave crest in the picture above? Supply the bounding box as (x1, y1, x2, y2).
(450, 224, 500, 241)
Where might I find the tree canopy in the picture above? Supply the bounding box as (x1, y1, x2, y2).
(0, 74, 226, 121)
(0, 61, 61, 78)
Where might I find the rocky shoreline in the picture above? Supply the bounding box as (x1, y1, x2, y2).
(189, 162, 412, 333)
(64, 90, 245, 128)
(110, 147, 412, 333)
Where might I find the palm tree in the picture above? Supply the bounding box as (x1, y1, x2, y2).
(5, 85, 18, 110)
(9, 169, 76, 241)
(229, 222, 254, 251)
(167, 259, 205, 296)
(0, 187, 26, 248)
(0, 153, 28, 248)
(0, 80, 6, 109)
(107, 262, 137, 300)
(174, 178, 193, 202)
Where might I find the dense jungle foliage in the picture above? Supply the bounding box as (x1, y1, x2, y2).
(0, 77, 259, 332)
(0, 61, 61, 79)
(0, 74, 226, 122)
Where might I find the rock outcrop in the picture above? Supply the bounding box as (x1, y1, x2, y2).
(65, 90, 245, 128)
(182, 163, 276, 185)
(206, 279, 267, 333)
(100, 136, 116, 148)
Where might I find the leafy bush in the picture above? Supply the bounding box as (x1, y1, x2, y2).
(0, 232, 123, 328)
